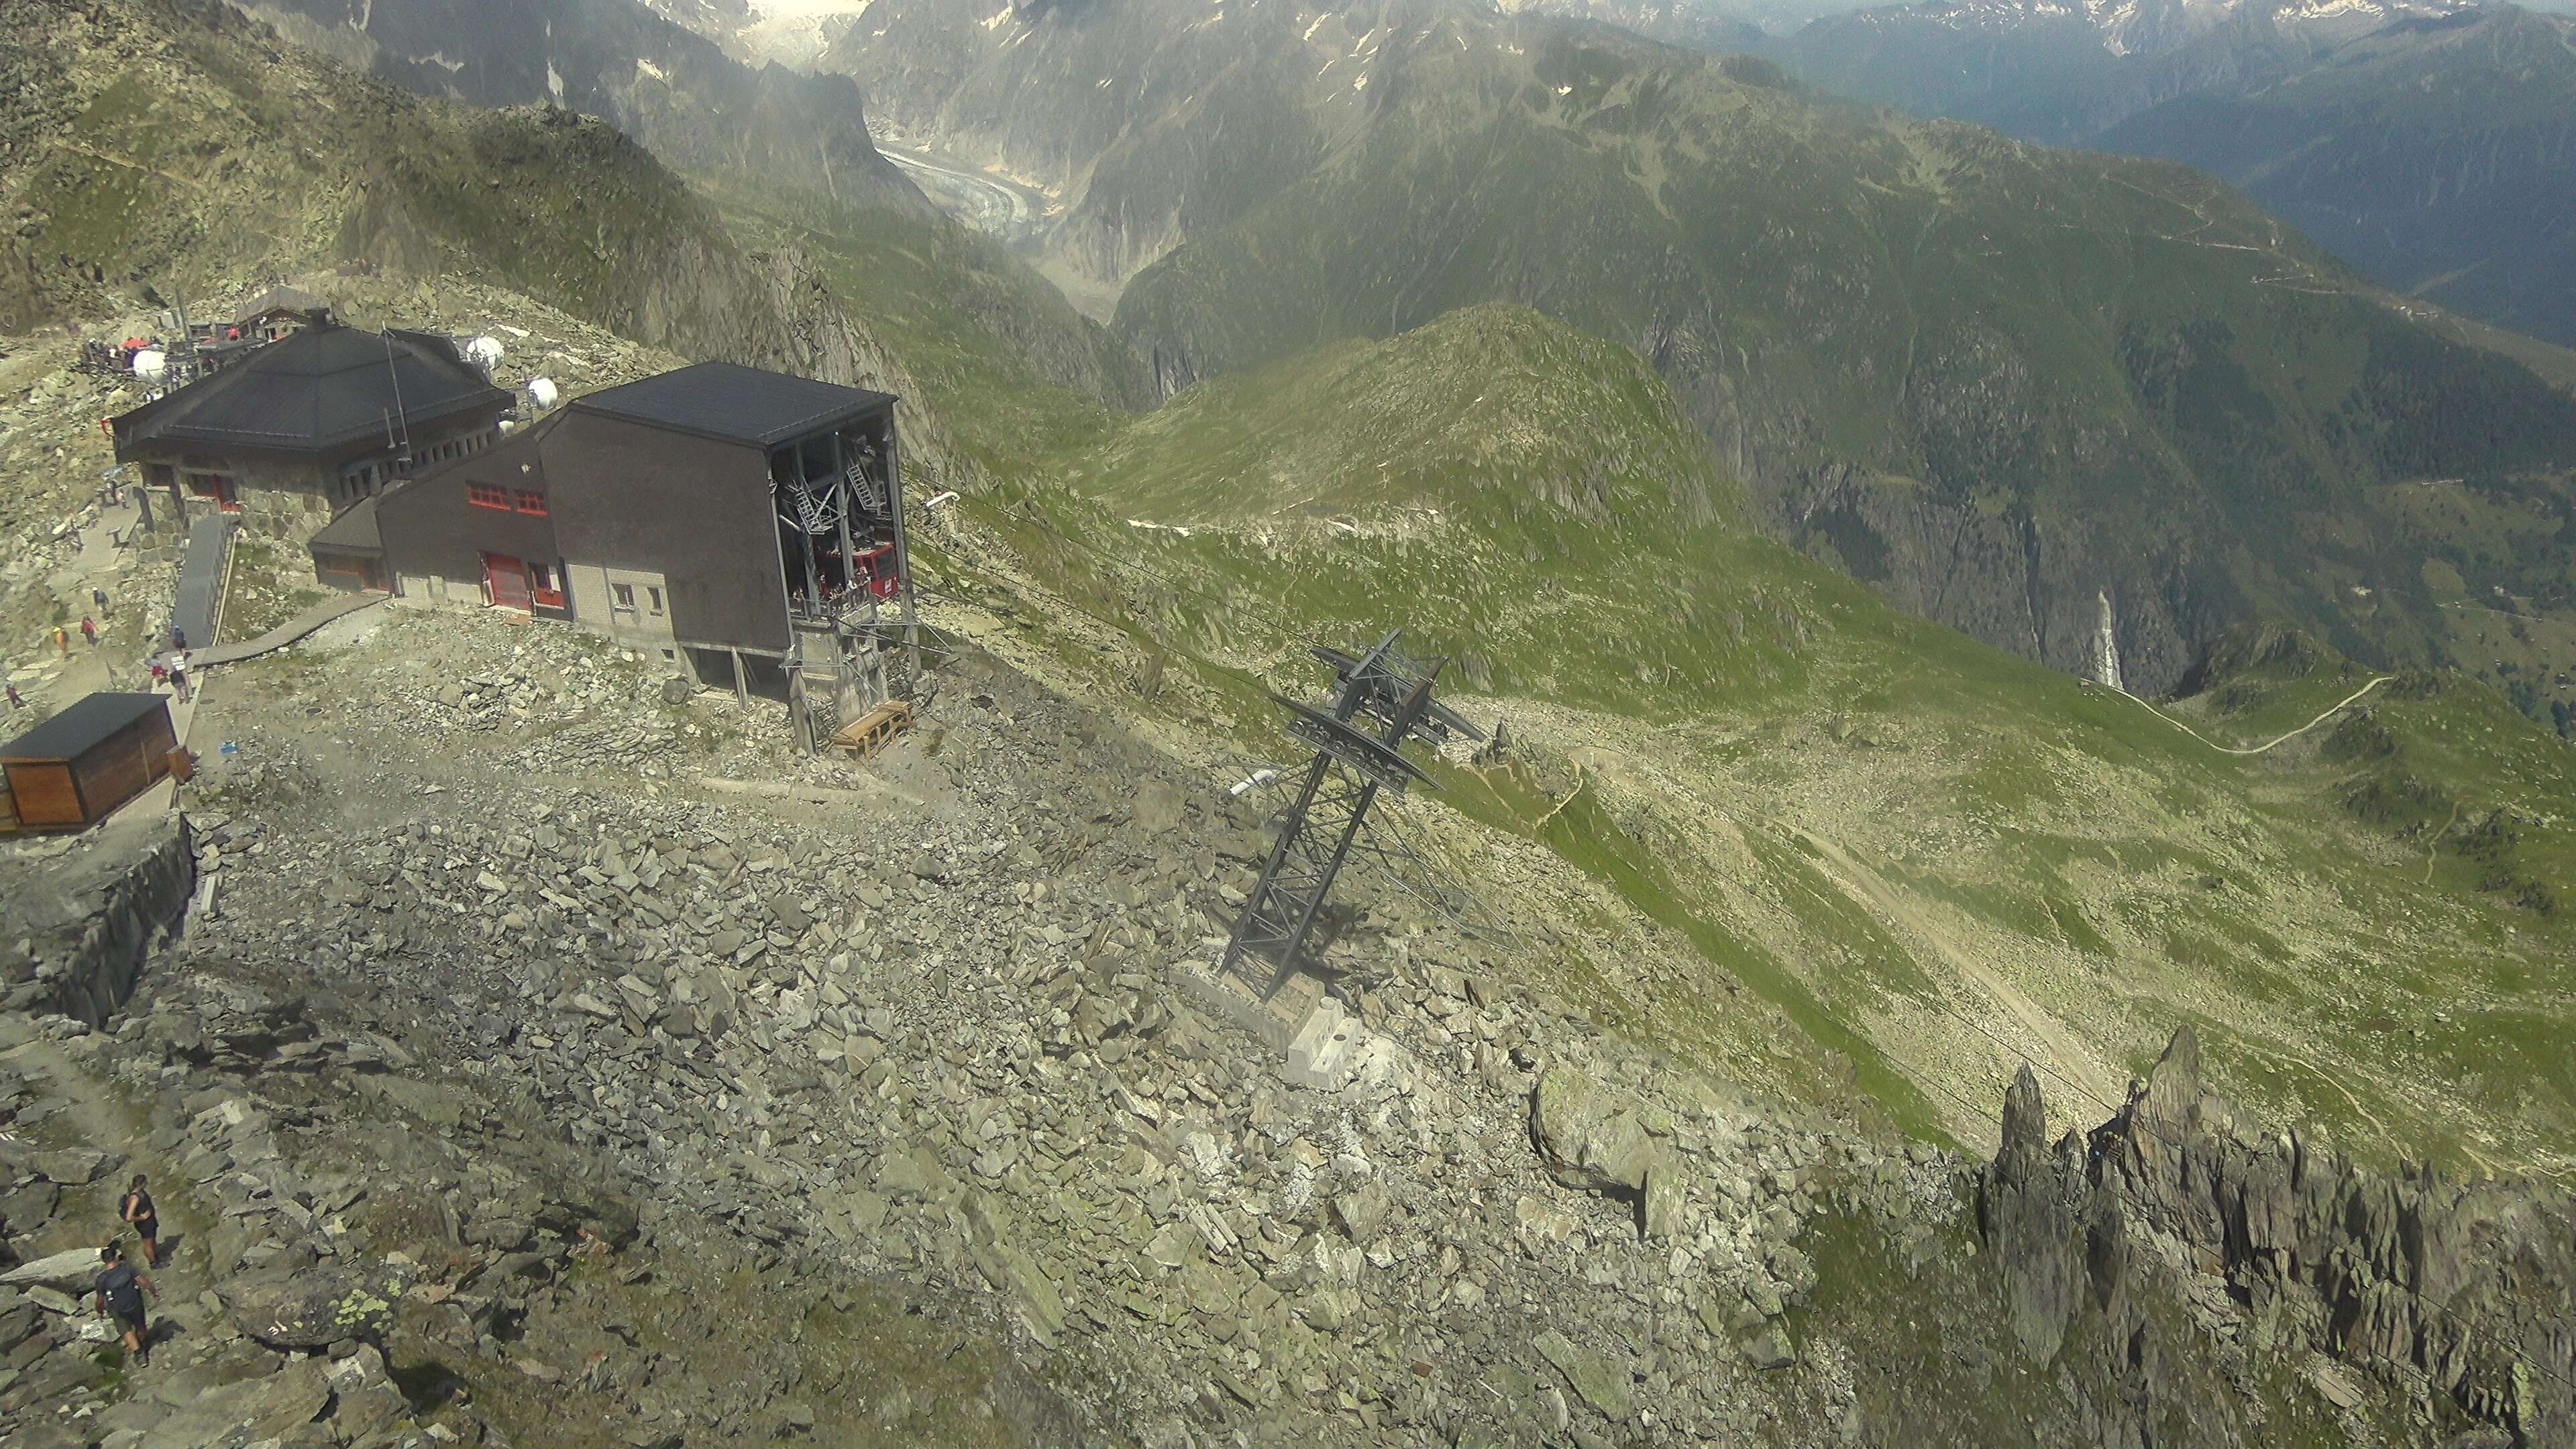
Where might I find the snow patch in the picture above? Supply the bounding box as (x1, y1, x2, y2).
(636, 58, 669, 83)
(546, 61, 566, 101)
(981, 5, 1012, 30)
(1303, 13, 1327, 38)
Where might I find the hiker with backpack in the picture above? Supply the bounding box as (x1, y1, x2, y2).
(93, 1243, 158, 1367)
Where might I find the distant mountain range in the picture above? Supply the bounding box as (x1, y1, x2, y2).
(1771, 0, 2576, 345)
(180, 0, 2576, 704)
(816, 0, 2576, 696)
(1403, 0, 2576, 347)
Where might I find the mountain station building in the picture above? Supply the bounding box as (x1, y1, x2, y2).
(325, 361, 916, 748)
(109, 320, 513, 540)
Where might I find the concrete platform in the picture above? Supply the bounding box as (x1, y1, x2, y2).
(1163, 957, 1366, 1091)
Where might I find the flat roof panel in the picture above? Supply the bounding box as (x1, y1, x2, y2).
(2, 693, 168, 763)
(570, 362, 896, 449)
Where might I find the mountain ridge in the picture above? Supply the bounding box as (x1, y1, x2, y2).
(233, 0, 937, 217)
(1778, 0, 2576, 345)
(810, 0, 2576, 698)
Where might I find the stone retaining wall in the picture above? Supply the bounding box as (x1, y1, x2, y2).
(1, 812, 196, 1024)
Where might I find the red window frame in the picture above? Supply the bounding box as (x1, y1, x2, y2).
(514, 490, 547, 516)
(526, 560, 566, 610)
(467, 482, 510, 510)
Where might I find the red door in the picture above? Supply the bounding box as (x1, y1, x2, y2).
(483, 553, 531, 610)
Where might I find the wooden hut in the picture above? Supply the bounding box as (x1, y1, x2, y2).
(0, 694, 178, 833)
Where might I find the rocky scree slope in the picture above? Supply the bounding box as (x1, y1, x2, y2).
(0, 830, 1076, 1449)
(3, 605, 2574, 1446)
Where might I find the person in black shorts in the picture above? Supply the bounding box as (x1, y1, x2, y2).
(93, 1244, 158, 1366)
(121, 1175, 160, 1268)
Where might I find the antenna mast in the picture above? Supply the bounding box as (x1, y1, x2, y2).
(382, 331, 413, 468)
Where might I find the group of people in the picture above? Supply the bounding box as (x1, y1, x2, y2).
(94, 1177, 162, 1366)
(1, 1177, 168, 1368)
(5, 618, 193, 714)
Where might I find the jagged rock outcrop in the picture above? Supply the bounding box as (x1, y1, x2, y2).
(1980, 1065, 2085, 1361)
(1983, 1026, 2576, 1444)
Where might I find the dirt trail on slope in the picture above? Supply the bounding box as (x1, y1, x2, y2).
(2110, 676, 2393, 757)
(0, 1017, 212, 1293)
(1791, 828, 2129, 1119)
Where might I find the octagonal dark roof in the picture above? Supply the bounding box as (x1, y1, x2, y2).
(111, 324, 512, 458)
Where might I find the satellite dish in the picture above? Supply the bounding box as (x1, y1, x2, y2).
(466, 335, 504, 369)
(131, 349, 167, 380)
(528, 376, 559, 411)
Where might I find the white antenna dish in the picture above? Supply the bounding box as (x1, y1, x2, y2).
(131, 349, 166, 380)
(528, 376, 559, 411)
(467, 335, 504, 370)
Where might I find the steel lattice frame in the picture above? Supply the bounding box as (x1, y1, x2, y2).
(1224, 629, 1484, 999)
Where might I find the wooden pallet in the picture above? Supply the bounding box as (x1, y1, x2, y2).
(830, 700, 913, 759)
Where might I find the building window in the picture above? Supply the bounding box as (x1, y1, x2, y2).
(612, 582, 636, 611)
(647, 586, 664, 615)
(467, 482, 510, 510)
(335, 463, 378, 506)
(185, 474, 240, 512)
(514, 490, 547, 516)
(528, 561, 566, 610)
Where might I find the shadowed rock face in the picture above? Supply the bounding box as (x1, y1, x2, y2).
(1982, 1026, 2576, 1442)
(237, 0, 934, 218)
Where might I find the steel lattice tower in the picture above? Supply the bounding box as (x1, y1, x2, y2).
(1224, 629, 1484, 999)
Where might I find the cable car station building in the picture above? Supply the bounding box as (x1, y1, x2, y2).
(344, 362, 916, 747)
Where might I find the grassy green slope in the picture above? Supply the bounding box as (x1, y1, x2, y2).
(1110, 15, 2576, 694)
(3, 1, 691, 335)
(972, 303, 2576, 1171)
